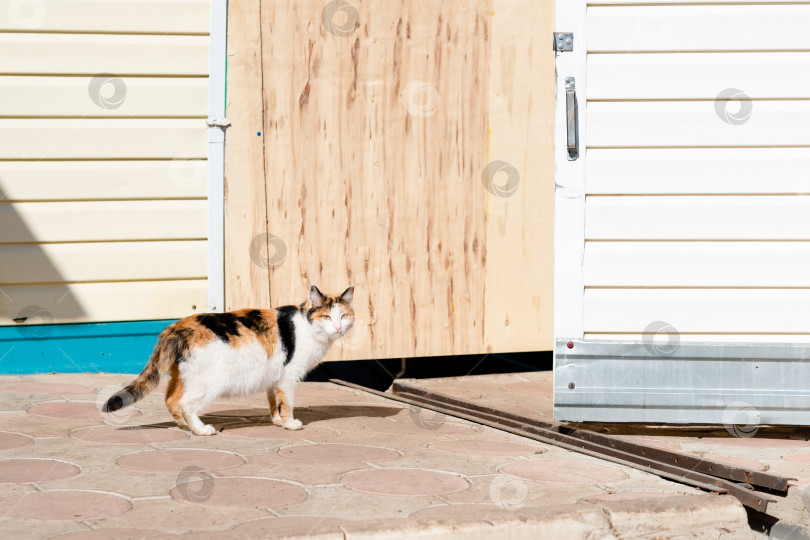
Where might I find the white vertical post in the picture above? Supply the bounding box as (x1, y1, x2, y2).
(553, 0, 588, 341)
(207, 0, 228, 313)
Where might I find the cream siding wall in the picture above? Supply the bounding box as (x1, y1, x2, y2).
(583, 1, 810, 342)
(0, 0, 210, 325)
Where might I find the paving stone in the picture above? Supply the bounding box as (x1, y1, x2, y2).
(28, 401, 142, 423)
(0, 382, 96, 395)
(278, 443, 400, 463)
(499, 459, 628, 485)
(427, 439, 542, 457)
(364, 418, 478, 435)
(0, 458, 80, 484)
(222, 423, 341, 442)
(115, 449, 245, 473)
(0, 430, 34, 450)
(227, 516, 350, 537)
(49, 528, 179, 540)
(0, 374, 762, 538)
(341, 468, 470, 497)
(71, 425, 189, 444)
(170, 476, 309, 509)
(0, 490, 132, 521)
(83, 498, 267, 534)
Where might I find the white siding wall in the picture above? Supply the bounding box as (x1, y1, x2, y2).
(0, 0, 209, 325)
(583, 1, 810, 342)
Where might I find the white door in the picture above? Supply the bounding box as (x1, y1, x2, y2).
(553, 0, 810, 425)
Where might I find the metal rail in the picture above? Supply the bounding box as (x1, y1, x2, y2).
(392, 381, 791, 493)
(330, 379, 784, 513)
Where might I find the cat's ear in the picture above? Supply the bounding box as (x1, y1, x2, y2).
(340, 286, 354, 304)
(310, 285, 325, 308)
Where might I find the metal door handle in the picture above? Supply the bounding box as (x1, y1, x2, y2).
(566, 77, 578, 161)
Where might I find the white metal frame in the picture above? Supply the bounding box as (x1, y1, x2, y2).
(553, 0, 588, 341)
(206, 0, 227, 313)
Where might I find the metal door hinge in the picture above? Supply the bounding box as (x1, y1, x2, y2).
(553, 32, 573, 52)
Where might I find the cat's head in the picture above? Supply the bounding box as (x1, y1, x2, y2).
(306, 285, 355, 339)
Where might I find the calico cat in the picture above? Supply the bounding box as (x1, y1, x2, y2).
(102, 285, 354, 436)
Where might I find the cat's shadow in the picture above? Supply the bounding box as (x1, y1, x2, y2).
(116, 404, 403, 432)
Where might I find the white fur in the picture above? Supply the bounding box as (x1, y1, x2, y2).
(177, 307, 351, 436)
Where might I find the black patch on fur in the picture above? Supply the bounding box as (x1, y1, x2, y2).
(276, 305, 298, 365)
(238, 309, 268, 334)
(197, 313, 241, 343)
(102, 385, 141, 413)
(165, 326, 194, 363)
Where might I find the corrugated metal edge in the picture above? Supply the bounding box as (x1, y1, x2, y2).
(554, 338, 810, 425)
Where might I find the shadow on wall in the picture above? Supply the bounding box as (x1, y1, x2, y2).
(0, 177, 96, 372)
(0, 179, 86, 335)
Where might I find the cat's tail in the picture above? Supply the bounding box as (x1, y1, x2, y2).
(102, 324, 190, 413)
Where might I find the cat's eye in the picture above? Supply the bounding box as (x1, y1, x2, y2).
(341, 314, 349, 319)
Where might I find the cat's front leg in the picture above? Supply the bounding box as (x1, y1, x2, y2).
(267, 387, 283, 427)
(276, 386, 302, 430)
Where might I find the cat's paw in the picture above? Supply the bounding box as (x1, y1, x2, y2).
(283, 419, 303, 431)
(193, 424, 218, 436)
(271, 414, 283, 427)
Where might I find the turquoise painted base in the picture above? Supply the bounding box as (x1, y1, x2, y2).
(0, 320, 176, 374)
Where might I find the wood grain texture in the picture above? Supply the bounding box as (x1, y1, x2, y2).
(223, 0, 271, 311)
(241, 0, 554, 359)
(484, 0, 554, 353)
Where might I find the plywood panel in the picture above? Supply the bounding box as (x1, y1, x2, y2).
(585, 242, 810, 287)
(0, 0, 209, 33)
(0, 34, 209, 75)
(484, 0, 554, 352)
(223, 0, 270, 312)
(588, 53, 810, 100)
(587, 148, 810, 195)
(0, 200, 207, 243)
(0, 119, 206, 159)
(0, 161, 207, 200)
(1, 76, 208, 117)
(584, 289, 810, 333)
(0, 241, 207, 284)
(588, 6, 810, 52)
(587, 101, 810, 148)
(586, 196, 810, 240)
(261, 0, 491, 360)
(0, 280, 206, 325)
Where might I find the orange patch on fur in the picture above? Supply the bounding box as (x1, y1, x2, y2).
(276, 388, 292, 423)
(165, 363, 186, 428)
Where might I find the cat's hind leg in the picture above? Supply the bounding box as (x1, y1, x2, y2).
(177, 383, 218, 436)
(276, 385, 302, 430)
(165, 364, 189, 430)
